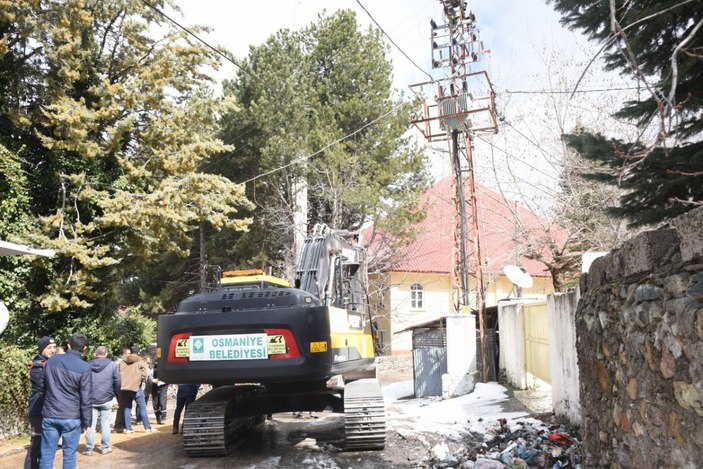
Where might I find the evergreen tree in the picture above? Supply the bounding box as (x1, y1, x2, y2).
(550, 0, 703, 226)
(0, 0, 252, 322)
(212, 10, 429, 278)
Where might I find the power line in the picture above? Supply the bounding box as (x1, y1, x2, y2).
(500, 119, 563, 169)
(475, 134, 560, 181)
(355, 0, 435, 83)
(242, 103, 403, 184)
(140, 0, 408, 187)
(505, 86, 640, 95)
(139, 0, 258, 82)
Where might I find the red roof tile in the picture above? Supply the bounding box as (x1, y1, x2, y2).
(366, 176, 564, 278)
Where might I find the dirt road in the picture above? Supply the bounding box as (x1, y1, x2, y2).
(0, 357, 548, 468)
(0, 359, 433, 468)
(1, 411, 429, 468)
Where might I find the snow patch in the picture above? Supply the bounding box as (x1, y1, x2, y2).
(384, 381, 539, 440)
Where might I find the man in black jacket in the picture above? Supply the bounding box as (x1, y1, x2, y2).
(39, 333, 92, 469)
(82, 346, 121, 456)
(24, 336, 57, 469)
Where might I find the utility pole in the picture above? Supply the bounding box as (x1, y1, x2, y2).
(409, 0, 498, 382)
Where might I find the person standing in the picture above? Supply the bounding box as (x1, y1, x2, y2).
(149, 359, 168, 425)
(113, 347, 131, 432)
(117, 345, 154, 433)
(82, 346, 120, 456)
(172, 383, 199, 434)
(39, 333, 92, 469)
(24, 336, 57, 469)
(136, 351, 151, 425)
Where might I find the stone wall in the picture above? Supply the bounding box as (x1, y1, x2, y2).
(577, 207, 703, 467)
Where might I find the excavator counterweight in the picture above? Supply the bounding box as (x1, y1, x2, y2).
(156, 224, 385, 456)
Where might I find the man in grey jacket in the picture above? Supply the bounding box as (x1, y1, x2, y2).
(83, 346, 121, 456)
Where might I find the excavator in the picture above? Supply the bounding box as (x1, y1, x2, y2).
(156, 224, 385, 456)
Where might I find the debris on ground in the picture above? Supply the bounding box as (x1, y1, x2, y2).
(430, 417, 583, 469)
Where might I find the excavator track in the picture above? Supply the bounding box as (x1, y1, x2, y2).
(344, 378, 386, 450)
(181, 386, 265, 457)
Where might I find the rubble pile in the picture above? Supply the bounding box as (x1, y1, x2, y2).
(431, 418, 583, 469)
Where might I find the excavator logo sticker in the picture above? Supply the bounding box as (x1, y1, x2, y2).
(267, 335, 286, 355)
(175, 338, 190, 358)
(310, 341, 328, 353)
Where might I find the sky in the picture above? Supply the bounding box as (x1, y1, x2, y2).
(168, 0, 635, 213)
(171, 0, 585, 91)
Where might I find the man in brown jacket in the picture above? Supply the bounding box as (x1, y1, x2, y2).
(117, 345, 151, 433)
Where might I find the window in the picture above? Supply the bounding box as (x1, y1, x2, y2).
(411, 283, 424, 309)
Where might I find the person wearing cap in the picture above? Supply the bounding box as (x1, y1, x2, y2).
(24, 336, 57, 469)
(39, 333, 92, 469)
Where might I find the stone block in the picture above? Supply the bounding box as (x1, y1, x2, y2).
(649, 303, 664, 324)
(649, 404, 664, 427)
(635, 284, 664, 302)
(671, 206, 703, 263)
(664, 274, 690, 297)
(613, 402, 621, 427)
(627, 378, 638, 400)
(644, 339, 657, 371)
(633, 421, 645, 436)
(586, 255, 609, 291)
(668, 412, 685, 447)
(620, 229, 680, 278)
(620, 411, 631, 433)
(640, 400, 650, 425)
(689, 276, 703, 301)
(673, 381, 703, 416)
(626, 283, 638, 303)
(596, 360, 612, 393)
(660, 346, 677, 379)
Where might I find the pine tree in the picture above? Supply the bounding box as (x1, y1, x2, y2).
(0, 0, 252, 316)
(212, 10, 429, 278)
(550, 0, 703, 226)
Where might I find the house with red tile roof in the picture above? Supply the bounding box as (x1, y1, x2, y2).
(365, 176, 565, 354)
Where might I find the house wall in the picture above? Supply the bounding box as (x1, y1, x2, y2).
(369, 270, 556, 355)
(487, 275, 554, 303)
(389, 272, 453, 354)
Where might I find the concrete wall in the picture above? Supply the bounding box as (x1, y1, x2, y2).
(443, 315, 477, 397)
(548, 290, 581, 425)
(577, 206, 703, 467)
(498, 301, 528, 389)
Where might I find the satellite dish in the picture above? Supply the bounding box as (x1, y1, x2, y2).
(0, 301, 8, 336)
(503, 265, 533, 289)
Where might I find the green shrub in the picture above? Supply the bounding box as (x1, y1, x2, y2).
(0, 342, 32, 439)
(101, 310, 157, 356)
